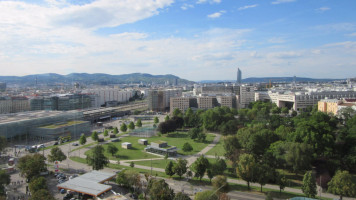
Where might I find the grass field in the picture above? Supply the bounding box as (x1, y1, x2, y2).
(205, 138, 225, 156)
(84, 132, 216, 160)
(133, 158, 176, 169)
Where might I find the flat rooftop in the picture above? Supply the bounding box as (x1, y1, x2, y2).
(40, 120, 86, 129)
(57, 170, 116, 197)
(0, 110, 81, 124)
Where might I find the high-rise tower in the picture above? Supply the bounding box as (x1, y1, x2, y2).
(237, 68, 242, 84)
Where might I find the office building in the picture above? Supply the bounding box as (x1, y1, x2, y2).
(148, 89, 182, 112)
(239, 85, 255, 108)
(82, 89, 132, 107)
(0, 82, 6, 92)
(237, 68, 242, 84)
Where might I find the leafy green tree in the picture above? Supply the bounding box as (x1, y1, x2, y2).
(184, 107, 195, 127)
(18, 154, 47, 180)
(276, 173, 287, 195)
(275, 125, 293, 141)
(328, 170, 356, 199)
(29, 177, 47, 193)
(212, 175, 229, 193)
(197, 132, 206, 142)
(128, 121, 135, 130)
(281, 107, 289, 114)
(48, 147, 67, 162)
(223, 135, 241, 163)
(0, 170, 10, 196)
(271, 107, 281, 114)
(207, 169, 213, 182)
(255, 163, 273, 192)
(91, 131, 99, 141)
(116, 169, 129, 187)
(147, 179, 175, 200)
(219, 120, 239, 135)
(113, 127, 119, 134)
(107, 144, 118, 156)
(79, 134, 87, 145)
(188, 127, 202, 139)
(174, 192, 191, 200)
(165, 160, 175, 177)
(285, 142, 313, 174)
(173, 158, 188, 179)
(154, 116, 159, 124)
(210, 157, 227, 176)
(237, 124, 278, 156)
(30, 189, 55, 200)
(165, 115, 170, 122)
(302, 171, 317, 198)
(136, 119, 142, 127)
(194, 190, 218, 200)
(236, 153, 257, 190)
(173, 108, 183, 117)
(130, 161, 135, 168)
(192, 155, 210, 181)
(103, 129, 109, 136)
(86, 145, 109, 170)
(182, 142, 193, 152)
(120, 123, 127, 132)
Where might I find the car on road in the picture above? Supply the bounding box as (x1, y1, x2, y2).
(54, 142, 58, 145)
(71, 143, 79, 146)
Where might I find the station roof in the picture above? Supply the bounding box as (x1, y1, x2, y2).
(57, 170, 116, 197)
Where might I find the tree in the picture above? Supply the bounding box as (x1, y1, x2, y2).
(236, 153, 257, 190)
(130, 161, 135, 168)
(120, 123, 127, 132)
(107, 144, 118, 156)
(173, 158, 188, 179)
(165, 160, 175, 177)
(186, 170, 193, 179)
(302, 171, 317, 198)
(210, 157, 227, 176)
(281, 107, 289, 114)
(147, 179, 174, 200)
(219, 120, 239, 135)
(188, 127, 202, 140)
(165, 115, 170, 122)
(223, 136, 241, 163)
(29, 177, 47, 193)
(276, 173, 287, 195)
(79, 134, 87, 145)
(173, 108, 183, 117)
(182, 142, 193, 152)
(154, 116, 159, 124)
(91, 131, 99, 141)
(0, 170, 10, 196)
(18, 154, 46, 180)
(128, 121, 135, 130)
(192, 155, 210, 181)
(86, 145, 109, 170)
(285, 142, 313, 174)
(255, 163, 273, 192)
(113, 127, 119, 134)
(174, 192, 191, 200)
(197, 132, 206, 142)
(212, 175, 229, 193)
(207, 169, 213, 182)
(30, 189, 55, 200)
(328, 170, 356, 199)
(116, 169, 129, 187)
(103, 129, 109, 136)
(136, 119, 142, 127)
(48, 147, 67, 162)
(194, 190, 218, 200)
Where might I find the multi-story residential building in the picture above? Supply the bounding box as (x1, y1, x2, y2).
(195, 85, 239, 96)
(82, 89, 133, 107)
(29, 97, 44, 111)
(170, 97, 192, 114)
(239, 85, 255, 108)
(44, 96, 59, 110)
(318, 98, 356, 115)
(217, 95, 237, 108)
(0, 97, 12, 114)
(197, 97, 216, 109)
(148, 89, 182, 112)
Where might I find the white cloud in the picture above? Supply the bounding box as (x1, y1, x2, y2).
(316, 7, 330, 12)
(314, 23, 356, 32)
(197, 0, 221, 4)
(346, 32, 356, 37)
(238, 4, 258, 11)
(271, 0, 296, 5)
(268, 37, 286, 44)
(207, 10, 226, 18)
(181, 3, 194, 10)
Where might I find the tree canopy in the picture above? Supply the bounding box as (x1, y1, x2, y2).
(86, 145, 109, 170)
(48, 147, 67, 162)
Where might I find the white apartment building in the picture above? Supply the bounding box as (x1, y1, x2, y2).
(83, 89, 133, 107)
(239, 85, 255, 109)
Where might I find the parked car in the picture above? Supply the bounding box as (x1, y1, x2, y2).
(60, 189, 66, 194)
(54, 142, 58, 145)
(72, 143, 78, 146)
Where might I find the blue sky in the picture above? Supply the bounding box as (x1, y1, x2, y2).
(0, 0, 355, 81)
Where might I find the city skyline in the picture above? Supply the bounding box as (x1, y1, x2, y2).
(0, 0, 355, 81)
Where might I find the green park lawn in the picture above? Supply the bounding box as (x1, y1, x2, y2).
(133, 158, 176, 169)
(205, 138, 225, 156)
(84, 132, 216, 161)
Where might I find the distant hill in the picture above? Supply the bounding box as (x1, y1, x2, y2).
(0, 73, 194, 86)
(200, 77, 345, 83)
